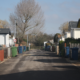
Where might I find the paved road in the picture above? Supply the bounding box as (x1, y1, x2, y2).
(0, 50, 80, 80)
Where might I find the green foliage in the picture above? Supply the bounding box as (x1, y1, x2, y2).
(46, 43, 51, 46)
(54, 33, 61, 43)
(23, 39, 27, 42)
(61, 48, 65, 57)
(59, 40, 65, 57)
(64, 38, 80, 46)
(34, 33, 54, 46)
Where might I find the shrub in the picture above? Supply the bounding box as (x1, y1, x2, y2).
(59, 40, 65, 57)
(46, 43, 51, 46)
(64, 38, 80, 47)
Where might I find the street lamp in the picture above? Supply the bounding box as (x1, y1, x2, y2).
(15, 19, 19, 44)
(15, 19, 17, 38)
(27, 33, 36, 49)
(27, 34, 28, 46)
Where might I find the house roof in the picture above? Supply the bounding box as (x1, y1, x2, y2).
(0, 28, 11, 35)
(68, 21, 78, 31)
(77, 19, 80, 28)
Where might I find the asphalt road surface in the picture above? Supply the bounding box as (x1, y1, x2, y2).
(0, 49, 80, 80)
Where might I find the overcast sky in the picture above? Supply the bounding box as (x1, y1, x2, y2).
(0, 0, 80, 35)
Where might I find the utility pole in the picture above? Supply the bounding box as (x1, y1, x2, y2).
(15, 19, 19, 44)
(16, 22, 17, 38)
(27, 34, 28, 46)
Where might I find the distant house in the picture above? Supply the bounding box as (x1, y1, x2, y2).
(0, 28, 15, 47)
(65, 32, 71, 38)
(64, 19, 80, 39)
(44, 39, 54, 47)
(68, 21, 77, 31)
(58, 36, 65, 42)
(71, 28, 80, 39)
(49, 39, 54, 44)
(44, 41, 47, 47)
(69, 19, 80, 39)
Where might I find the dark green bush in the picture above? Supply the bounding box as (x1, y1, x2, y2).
(64, 38, 80, 47)
(59, 41, 65, 57)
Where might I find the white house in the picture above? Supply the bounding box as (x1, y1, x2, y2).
(49, 39, 54, 44)
(0, 28, 15, 47)
(65, 32, 71, 38)
(71, 28, 80, 39)
(58, 19, 80, 42)
(61, 36, 65, 41)
(67, 20, 80, 39)
(44, 41, 47, 47)
(58, 36, 65, 42)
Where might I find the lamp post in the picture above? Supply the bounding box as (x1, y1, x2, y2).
(15, 19, 17, 38)
(27, 34, 28, 46)
(27, 33, 36, 49)
(15, 19, 19, 44)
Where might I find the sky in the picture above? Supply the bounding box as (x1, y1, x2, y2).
(0, 0, 80, 35)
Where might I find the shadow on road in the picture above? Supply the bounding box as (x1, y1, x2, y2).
(29, 52, 59, 57)
(0, 51, 80, 80)
(0, 70, 80, 80)
(33, 58, 69, 63)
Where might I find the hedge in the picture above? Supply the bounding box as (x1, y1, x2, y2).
(64, 38, 80, 47)
(59, 41, 65, 57)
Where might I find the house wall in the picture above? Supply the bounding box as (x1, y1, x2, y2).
(6, 34, 9, 47)
(62, 37, 65, 41)
(74, 29, 80, 39)
(65, 34, 67, 38)
(49, 40, 54, 44)
(58, 37, 65, 42)
(71, 29, 74, 38)
(67, 32, 71, 38)
(0, 34, 14, 47)
(0, 34, 5, 45)
(65, 32, 71, 38)
(71, 29, 80, 39)
(44, 41, 47, 47)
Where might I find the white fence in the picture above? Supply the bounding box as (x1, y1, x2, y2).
(70, 43, 80, 48)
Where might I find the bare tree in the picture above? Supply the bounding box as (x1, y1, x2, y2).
(9, 0, 45, 39)
(59, 22, 69, 35)
(0, 20, 10, 28)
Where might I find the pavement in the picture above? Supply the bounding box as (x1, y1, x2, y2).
(0, 50, 80, 80)
(65, 57, 80, 69)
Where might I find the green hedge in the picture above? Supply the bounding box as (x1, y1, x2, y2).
(64, 38, 80, 47)
(59, 41, 65, 57)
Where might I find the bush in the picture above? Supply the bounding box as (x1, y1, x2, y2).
(59, 40, 65, 57)
(46, 43, 50, 46)
(64, 38, 80, 47)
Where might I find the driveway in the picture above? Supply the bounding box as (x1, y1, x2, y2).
(0, 50, 80, 80)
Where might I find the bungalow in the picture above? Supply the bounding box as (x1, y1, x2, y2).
(63, 19, 80, 40)
(44, 41, 47, 47)
(65, 32, 71, 38)
(69, 20, 80, 39)
(58, 19, 80, 42)
(71, 28, 80, 39)
(58, 36, 65, 42)
(0, 28, 15, 47)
